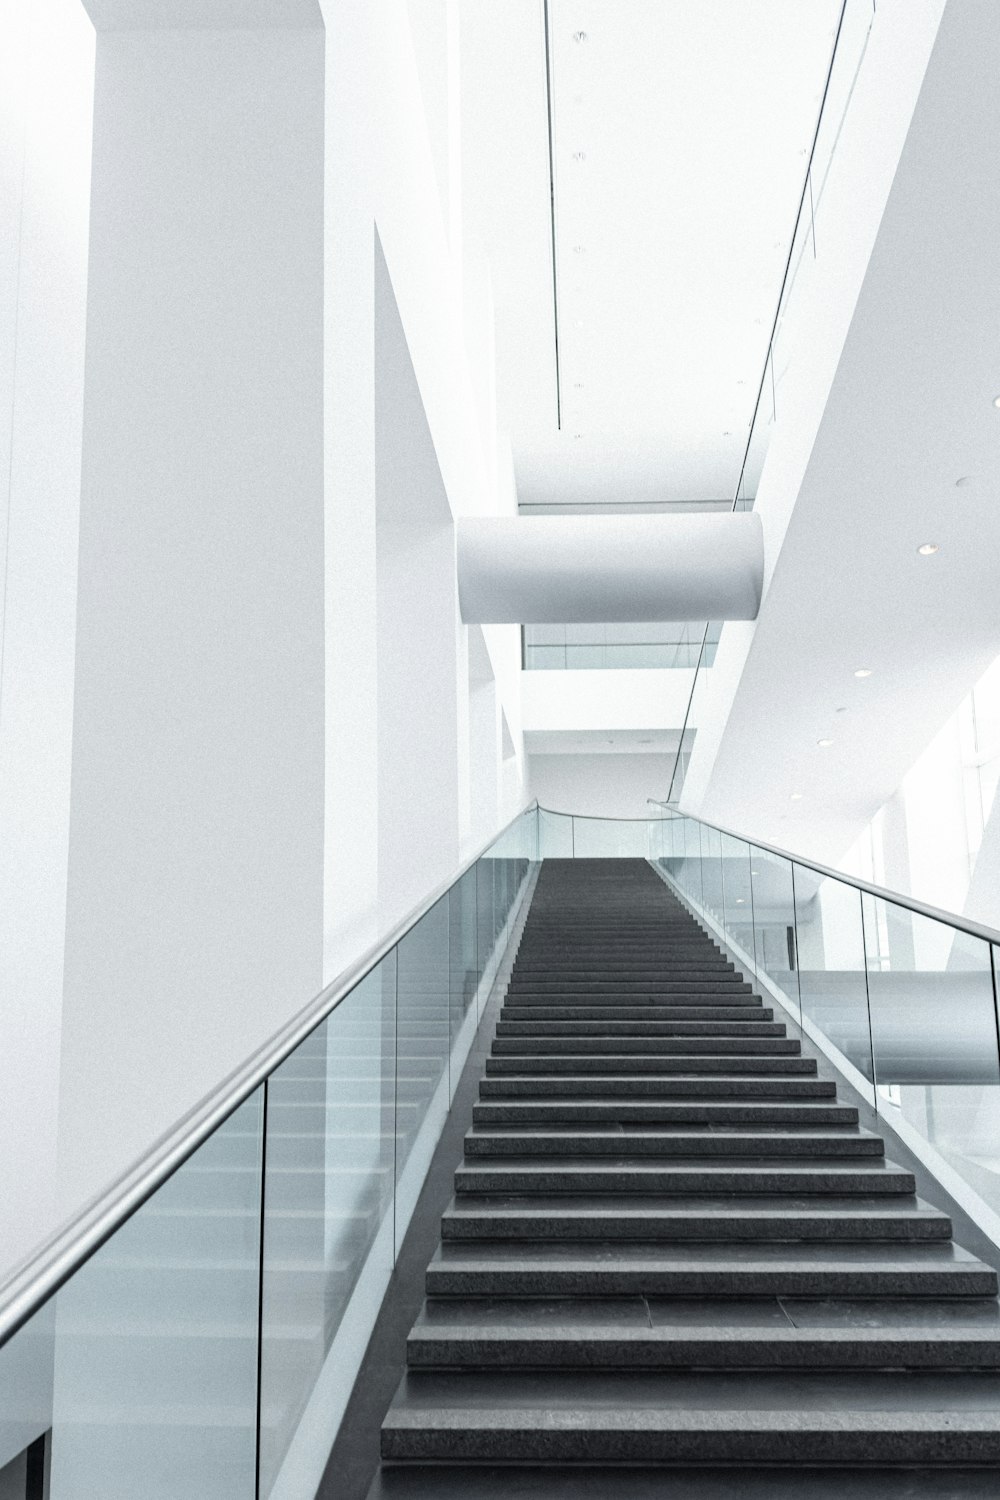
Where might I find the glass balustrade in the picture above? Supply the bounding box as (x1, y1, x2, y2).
(0, 805, 537, 1499)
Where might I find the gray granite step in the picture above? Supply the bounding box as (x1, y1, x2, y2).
(491, 1037, 801, 1056)
(484, 1055, 819, 1075)
(500, 1005, 772, 1020)
(496, 1020, 785, 1036)
(502, 995, 767, 1008)
(439, 1193, 953, 1242)
(461, 1127, 884, 1158)
(406, 1320, 1000, 1372)
(472, 1100, 860, 1125)
(453, 1157, 915, 1196)
(367, 1461, 1000, 1498)
(479, 1074, 837, 1097)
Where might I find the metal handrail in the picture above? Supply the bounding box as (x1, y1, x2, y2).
(645, 799, 1000, 950)
(0, 801, 538, 1351)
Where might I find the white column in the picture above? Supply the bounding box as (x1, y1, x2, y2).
(0, 0, 94, 1275)
(59, 0, 326, 1213)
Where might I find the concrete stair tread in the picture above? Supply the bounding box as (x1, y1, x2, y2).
(442, 1190, 950, 1223)
(430, 1241, 985, 1270)
(481, 1076, 837, 1096)
(367, 1462, 1000, 1498)
(472, 1102, 859, 1123)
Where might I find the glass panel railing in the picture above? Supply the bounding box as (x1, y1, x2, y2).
(0, 804, 538, 1497)
(862, 897, 1000, 1219)
(50, 1093, 264, 1499)
(259, 959, 395, 1496)
(649, 804, 1000, 1254)
(794, 867, 873, 1100)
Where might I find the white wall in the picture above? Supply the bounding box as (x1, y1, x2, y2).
(0, 0, 526, 1273)
(522, 667, 699, 737)
(0, 0, 94, 1273)
(58, 6, 327, 1215)
(322, 0, 525, 975)
(374, 235, 461, 927)
(529, 753, 670, 821)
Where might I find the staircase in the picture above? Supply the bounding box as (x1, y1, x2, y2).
(373, 857, 1000, 1490)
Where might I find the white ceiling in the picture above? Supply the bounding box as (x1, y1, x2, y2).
(460, 0, 842, 510)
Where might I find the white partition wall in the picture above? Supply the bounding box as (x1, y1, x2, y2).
(58, 2, 327, 1215)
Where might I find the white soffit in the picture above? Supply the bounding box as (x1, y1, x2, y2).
(694, 0, 1000, 863)
(460, 0, 841, 508)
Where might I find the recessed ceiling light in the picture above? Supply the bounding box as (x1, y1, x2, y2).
(790, 792, 804, 801)
(817, 737, 833, 748)
(573, 30, 588, 43)
(854, 668, 873, 679)
(917, 542, 939, 556)
(735, 897, 746, 905)
(993, 395, 1000, 409)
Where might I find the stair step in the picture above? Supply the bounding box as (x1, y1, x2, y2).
(381, 1369, 1000, 1463)
(462, 1128, 884, 1158)
(507, 982, 753, 994)
(500, 1006, 772, 1021)
(485, 1056, 818, 1075)
(504, 996, 766, 1009)
(480, 1075, 836, 1097)
(426, 1241, 994, 1296)
(407, 1321, 1000, 1372)
(440, 1193, 952, 1242)
(496, 1021, 784, 1038)
(491, 1038, 801, 1056)
(453, 1158, 915, 1196)
(472, 1101, 859, 1125)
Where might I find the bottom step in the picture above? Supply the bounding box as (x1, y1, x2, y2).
(381, 1369, 1000, 1464)
(368, 1463, 1000, 1499)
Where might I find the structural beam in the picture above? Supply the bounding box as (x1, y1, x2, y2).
(457, 513, 763, 624)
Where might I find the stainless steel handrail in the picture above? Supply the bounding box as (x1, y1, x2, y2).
(644, 799, 1000, 949)
(0, 801, 538, 1350)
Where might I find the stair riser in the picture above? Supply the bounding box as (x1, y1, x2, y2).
(380, 1425, 1000, 1465)
(439, 1215, 951, 1243)
(496, 1024, 786, 1038)
(405, 1335, 1000, 1371)
(491, 1040, 801, 1056)
(462, 1137, 884, 1159)
(480, 1079, 836, 1097)
(485, 1058, 818, 1075)
(454, 1169, 914, 1195)
(472, 1105, 859, 1124)
(500, 1008, 772, 1021)
(424, 1269, 994, 1297)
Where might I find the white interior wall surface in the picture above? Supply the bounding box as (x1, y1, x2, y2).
(529, 753, 672, 821)
(0, 0, 525, 1273)
(0, 0, 94, 1274)
(58, 7, 327, 1216)
(374, 236, 461, 928)
(322, 0, 525, 977)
